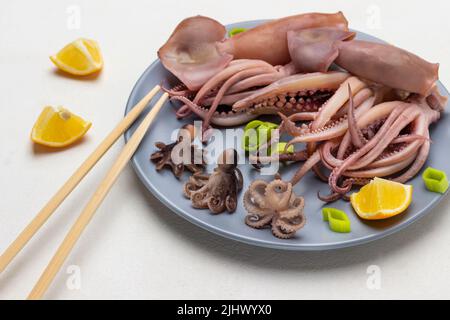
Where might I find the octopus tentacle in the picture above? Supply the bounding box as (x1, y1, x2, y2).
(281, 197, 305, 219)
(151, 125, 204, 179)
(207, 195, 227, 214)
(271, 223, 296, 239)
(184, 149, 243, 214)
(247, 180, 270, 209)
(245, 214, 273, 229)
(190, 187, 211, 208)
(225, 195, 237, 213)
(274, 217, 305, 234)
(244, 178, 306, 239)
(184, 177, 208, 197)
(243, 190, 273, 217)
(235, 168, 244, 191)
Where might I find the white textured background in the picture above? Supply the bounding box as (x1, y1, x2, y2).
(0, 0, 449, 300)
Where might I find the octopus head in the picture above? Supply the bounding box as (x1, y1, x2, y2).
(217, 148, 239, 172)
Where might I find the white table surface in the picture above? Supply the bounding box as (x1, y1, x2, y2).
(1, 0, 450, 300)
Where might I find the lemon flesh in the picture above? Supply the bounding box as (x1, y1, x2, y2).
(50, 38, 103, 76)
(350, 178, 413, 220)
(31, 106, 92, 147)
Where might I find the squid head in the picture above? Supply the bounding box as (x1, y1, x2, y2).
(158, 16, 233, 91)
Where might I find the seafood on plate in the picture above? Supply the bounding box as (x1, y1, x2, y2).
(152, 11, 447, 238)
(184, 149, 243, 214)
(158, 12, 349, 91)
(283, 84, 446, 202)
(244, 175, 306, 239)
(151, 124, 205, 179)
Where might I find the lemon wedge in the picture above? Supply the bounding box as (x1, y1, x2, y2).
(350, 177, 413, 220)
(50, 38, 103, 76)
(31, 106, 92, 147)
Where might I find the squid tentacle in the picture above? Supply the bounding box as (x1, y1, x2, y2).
(329, 103, 411, 194)
(347, 84, 367, 148)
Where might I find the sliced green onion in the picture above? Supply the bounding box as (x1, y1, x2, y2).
(242, 121, 279, 152)
(261, 122, 278, 130)
(228, 27, 247, 37)
(256, 125, 271, 142)
(243, 120, 263, 152)
(270, 142, 294, 155)
(322, 208, 351, 233)
(422, 167, 449, 194)
(242, 132, 259, 152)
(244, 120, 264, 132)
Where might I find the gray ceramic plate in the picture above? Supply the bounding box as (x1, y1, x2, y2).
(124, 20, 449, 251)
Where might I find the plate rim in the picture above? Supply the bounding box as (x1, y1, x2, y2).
(124, 21, 449, 251)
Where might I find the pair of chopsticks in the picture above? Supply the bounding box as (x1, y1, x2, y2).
(0, 85, 168, 299)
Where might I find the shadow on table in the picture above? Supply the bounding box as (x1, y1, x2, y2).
(50, 68, 103, 81)
(135, 177, 449, 272)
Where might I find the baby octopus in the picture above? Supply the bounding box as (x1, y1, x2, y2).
(151, 124, 205, 179)
(184, 149, 243, 214)
(244, 175, 306, 239)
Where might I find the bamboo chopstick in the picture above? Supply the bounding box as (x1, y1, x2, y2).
(28, 92, 169, 300)
(0, 85, 161, 274)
